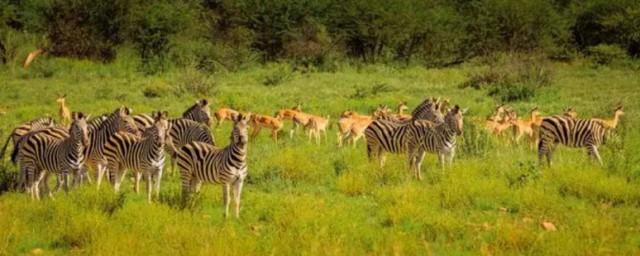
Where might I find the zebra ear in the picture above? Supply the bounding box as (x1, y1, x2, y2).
(72, 112, 78, 119)
(461, 108, 468, 114)
(84, 113, 91, 120)
(201, 99, 209, 107)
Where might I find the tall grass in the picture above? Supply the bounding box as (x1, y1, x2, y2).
(0, 59, 639, 255)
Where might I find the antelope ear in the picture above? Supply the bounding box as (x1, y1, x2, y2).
(72, 112, 78, 119)
(62, 93, 66, 98)
(85, 113, 91, 120)
(461, 108, 468, 114)
(162, 111, 169, 119)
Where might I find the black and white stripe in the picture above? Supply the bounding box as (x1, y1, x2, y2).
(176, 113, 251, 218)
(104, 112, 172, 202)
(364, 118, 434, 167)
(85, 107, 139, 189)
(0, 117, 54, 160)
(19, 113, 89, 200)
(538, 116, 607, 166)
(407, 106, 465, 180)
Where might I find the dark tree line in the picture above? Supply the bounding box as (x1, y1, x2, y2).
(0, 0, 639, 72)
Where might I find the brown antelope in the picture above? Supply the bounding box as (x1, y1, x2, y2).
(491, 110, 516, 135)
(592, 106, 624, 130)
(484, 104, 507, 131)
(391, 102, 411, 121)
(214, 108, 240, 128)
(511, 107, 542, 143)
(250, 114, 284, 142)
(56, 94, 71, 125)
(305, 115, 330, 144)
(563, 108, 578, 118)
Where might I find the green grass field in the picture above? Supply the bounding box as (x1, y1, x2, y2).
(0, 58, 639, 255)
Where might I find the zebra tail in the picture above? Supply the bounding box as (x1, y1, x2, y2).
(0, 131, 13, 160)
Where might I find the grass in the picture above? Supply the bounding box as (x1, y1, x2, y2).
(0, 57, 639, 255)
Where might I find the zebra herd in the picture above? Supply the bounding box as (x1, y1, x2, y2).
(0, 97, 617, 217)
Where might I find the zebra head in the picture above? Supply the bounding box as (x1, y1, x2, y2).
(150, 111, 173, 146)
(183, 99, 212, 127)
(115, 106, 139, 136)
(70, 112, 90, 147)
(232, 112, 252, 145)
(445, 105, 466, 136)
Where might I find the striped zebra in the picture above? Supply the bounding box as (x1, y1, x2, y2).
(133, 99, 212, 130)
(0, 117, 55, 160)
(19, 113, 89, 200)
(365, 118, 435, 168)
(165, 118, 215, 171)
(104, 111, 173, 202)
(11, 114, 108, 190)
(538, 116, 607, 166)
(176, 113, 251, 218)
(407, 105, 466, 180)
(411, 98, 445, 123)
(85, 107, 140, 189)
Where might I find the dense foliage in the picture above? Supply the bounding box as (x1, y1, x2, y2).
(1, 0, 639, 70)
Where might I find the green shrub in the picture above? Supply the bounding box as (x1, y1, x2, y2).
(349, 82, 393, 99)
(460, 55, 554, 102)
(261, 66, 291, 87)
(588, 44, 629, 66)
(173, 67, 216, 97)
(143, 83, 170, 98)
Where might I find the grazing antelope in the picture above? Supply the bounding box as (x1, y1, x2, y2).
(19, 112, 89, 200)
(305, 115, 330, 144)
(177, 113, 252, 218)
(105, 111, 173, 202)
(592, 106, 624, 130)
(391, 102, 411, 121)
(56, 94, 71, 125)
(539, 116, 607, 166)
(563, 108, 578, 118)
(511, 107, 542, 143)
(214, 108, 241, 128)
(250, 114, 283, 142)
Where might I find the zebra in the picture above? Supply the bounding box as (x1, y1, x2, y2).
(85, 107, 140, 189)
(104, 111, 173, 202)
(365, 118, 435, 168)
(176, 113, 251, 218)
(19, 113, 89, 200)
(407, 105, 466, 180)
(0, 117, 55, 160)
(10, 114, 108, 190)
(538, 116, 607, 166)
(165, 118, 215, 171)
(133, 99, 211, 131)
(411, 97, 445, 123)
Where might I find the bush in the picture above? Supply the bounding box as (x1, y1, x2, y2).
(349, 82, 393, 99)
(460, 55, 554, 102)
(261, 66, 292, 87)
(587, 44, 629, 66)
(143, 83, 170, 98)
(173, 67, 216, 97)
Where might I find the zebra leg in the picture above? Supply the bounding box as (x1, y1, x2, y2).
(134, 172, 142, 194)
(114, 169, 127, 194)
(379, 152, 387, 169)
(223, 183, 231, 218)
(154, 167, 163, 199)
(588, 145, 603, 166)
(52, 173, 62, 193)
(63, 171, 71, 194)
(415, 150, 426, 180)
(438, 152, 446, 171)
(448, 148, 456, 165)
(145, 171, 152, 203)
(233, 178, 244, 218)
(96, 164, 106, 190)
(41, 172, 52, 198)
(33, 170, 46, 201)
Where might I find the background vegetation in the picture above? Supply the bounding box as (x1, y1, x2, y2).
(0, 0, 639, 255)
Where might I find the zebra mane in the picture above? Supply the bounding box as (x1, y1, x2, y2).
(183, 100, 208, 118)
(411, 98, 444, 123)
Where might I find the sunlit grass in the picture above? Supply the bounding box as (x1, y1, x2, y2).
(0, 59, 639, 255)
